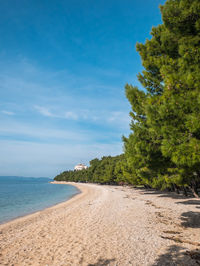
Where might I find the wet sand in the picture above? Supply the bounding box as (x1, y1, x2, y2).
(0, 182, 200, 265)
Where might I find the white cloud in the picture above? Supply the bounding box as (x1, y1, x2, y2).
(0, 121, 87, 142)
(33, 104, 130, 130)
(64, 111, 78, 120)
(108, 111, 130, 127)
(34, 105, 55, 118)
(1, 110, 15, 116)
(34, 105, 78, 121)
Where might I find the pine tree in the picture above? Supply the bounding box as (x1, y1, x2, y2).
(124, 0, 200, 196)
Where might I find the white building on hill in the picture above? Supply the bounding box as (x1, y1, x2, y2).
(74, 163, 88, 171)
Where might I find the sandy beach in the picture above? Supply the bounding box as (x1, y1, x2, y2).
(0, 182, 200, 266)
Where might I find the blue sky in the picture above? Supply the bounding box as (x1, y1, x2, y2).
(0, 0, 165, 177)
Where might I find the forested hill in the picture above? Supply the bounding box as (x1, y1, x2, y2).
(55, 0, 200, 198)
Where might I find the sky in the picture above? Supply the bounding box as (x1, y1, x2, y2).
(0, 0, 166, 177)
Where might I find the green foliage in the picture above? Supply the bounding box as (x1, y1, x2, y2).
(54, 154, 130, 185)
(123, 0, 200, 196)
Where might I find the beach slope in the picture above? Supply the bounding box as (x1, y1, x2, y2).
(0, 182, 200, 265)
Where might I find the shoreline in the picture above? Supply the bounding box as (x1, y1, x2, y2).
(0, 182, 200, 265)
(0, 181, 82, 228)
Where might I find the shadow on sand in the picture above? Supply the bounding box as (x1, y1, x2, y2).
(180, 211, 200, 228)
(138, 188, 191, 199)
(137, 187, 200, 201)
(88, 258, 116, 266)
(176, 200, 200, 206)
(152, 245, 200, 266)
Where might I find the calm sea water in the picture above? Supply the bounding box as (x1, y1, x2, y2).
(0, 176, 80, 224)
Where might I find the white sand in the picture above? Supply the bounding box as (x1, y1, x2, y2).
(0, 182, 200, 266)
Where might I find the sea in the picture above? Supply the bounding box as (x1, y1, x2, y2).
(0, 176, 80, 224)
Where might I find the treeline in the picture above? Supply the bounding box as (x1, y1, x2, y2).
(54, 155, 128, 185)
(55, 0, 200, 197)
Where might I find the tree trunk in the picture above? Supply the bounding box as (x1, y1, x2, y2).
(191, 186, 199, 198)
(190, 180, 200, 198)
(171, 183, 176, 192)
(182, 186, 188, 197)
(174, 184, 180, 194)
